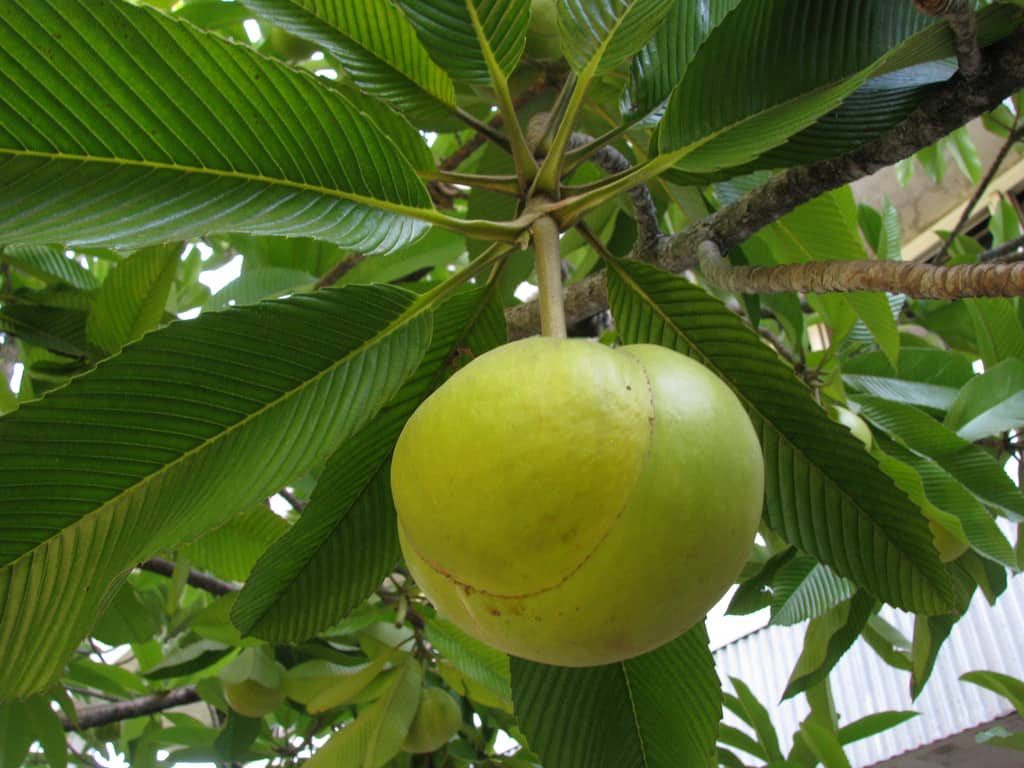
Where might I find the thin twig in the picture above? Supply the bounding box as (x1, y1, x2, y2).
(440, 74, 548, 172)
(139, 557, 237, 595)
(277, 487, 306, 512)
(315, 253, 366, 289)
(980, 232, 1024, 262)
(60, 686, 200, 732)
(931, 123, 1023, 264)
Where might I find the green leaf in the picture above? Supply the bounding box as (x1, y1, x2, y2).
(181, 504, 289, 582)
(836, 711, 918, 746)
(0, 702, 32, 768)
(512, 624, 721, 768)
(306, 658, 422, 768)
(0, 304, 89, 359)
(873, 435, 1016, 569)
(961, 670, 1024, 716)
(0, 0, 432, 251)
(783, 591, 877, 700)
(559, 0, 677, 77)
(624, 0, 741, 120)
(87, 244, 181, 354)
(205, 268, 317, 310)
(606, 259, 953, 614)
(965, 299, 1024, 367)
(24, 695, 68, 768)
(945, 358, 1024, 441)
(796, 721, 851, 768)
(729, 678, 783, 763)
(231, 286, 503, 642)
(0, 284, 432, 700)
(2, 246, 98, 290)
(242, 0, 459, 128)
(426, 617, 511, 704)
(396, 0, 531, 84)
(718, 723, 766, 762)
(856, 396, 1024, 522)
(770, 556, 856, 627)
(306, 650, 402, 713)
(658, 1, 1024, 173)
(340, 228, 466, 286)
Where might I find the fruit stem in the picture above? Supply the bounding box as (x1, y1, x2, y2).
(532, 214, 567, 338)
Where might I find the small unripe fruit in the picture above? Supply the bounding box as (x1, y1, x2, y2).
(402, 687, 462, 754)
(392, 338, 764, 666)
(219, 647, 285, 718)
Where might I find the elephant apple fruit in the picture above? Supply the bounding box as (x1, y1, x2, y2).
(402, 687, 462, 754)
(219, 647, 285, 718)
(391, 337, 764, 666)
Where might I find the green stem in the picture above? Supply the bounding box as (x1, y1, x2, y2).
(425, 208, 532, 243)
(532, 65, 595, 195)
(549, 154, 674, 227)
(419, 169, 521, 196)
(533, 73, 579, 155)
(466, 3, 536, 188)
(532, 215, 567, 338)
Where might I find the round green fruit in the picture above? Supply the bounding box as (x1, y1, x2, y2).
(832, 405, 872, 450)
(219, 647, 286, 718)
(391, 337, 765, 666)
(223, 678, 285, 718)
(402, 687, 462, 754)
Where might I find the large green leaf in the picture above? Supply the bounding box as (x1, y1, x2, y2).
(306, 657, 423, 768)
(559, 0, 676, 77)
(242, 0, 459, 128)
(512, 624, 720, 768)
(658, 0, 1024, 173)
(783, 591, 877, 699)
(396, 0, 531, 84)
(965, 299, 1024, 367)
(606, 260, 953, 614)
(230, 286, 505, 641)
(426, 617, 511, 705)
(86, 244, 181, 354)
(944, 358, 1024, 441)
(0, 284, 432, 700)
(624, 0, 741, 121)
(961, 670, 1024, 716)
(856, 396, 1024, 522)
(0, 0, 432, 252)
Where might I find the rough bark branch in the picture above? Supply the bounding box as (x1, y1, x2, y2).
(139, 557, 237, 596)
(61, 686, 200, 732)
(504, 27, 1024, 338)
(698, 240, 1024, 298)
(914, 0, 983, 79)
(567, 133, 662, 252)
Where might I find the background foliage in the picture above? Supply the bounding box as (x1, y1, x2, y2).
(1, 0, 1024, 766)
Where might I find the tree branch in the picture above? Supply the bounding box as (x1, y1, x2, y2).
(61, 686, 200, 732)
(697, 240, 1024, 298)
(567, 133, 662, 252)
(914, 1, 983, 80)
(504, 26, 1024, 337)
(139, 558, 237, 596)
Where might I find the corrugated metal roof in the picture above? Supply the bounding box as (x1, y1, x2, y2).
(714, 573, 1024, 767)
